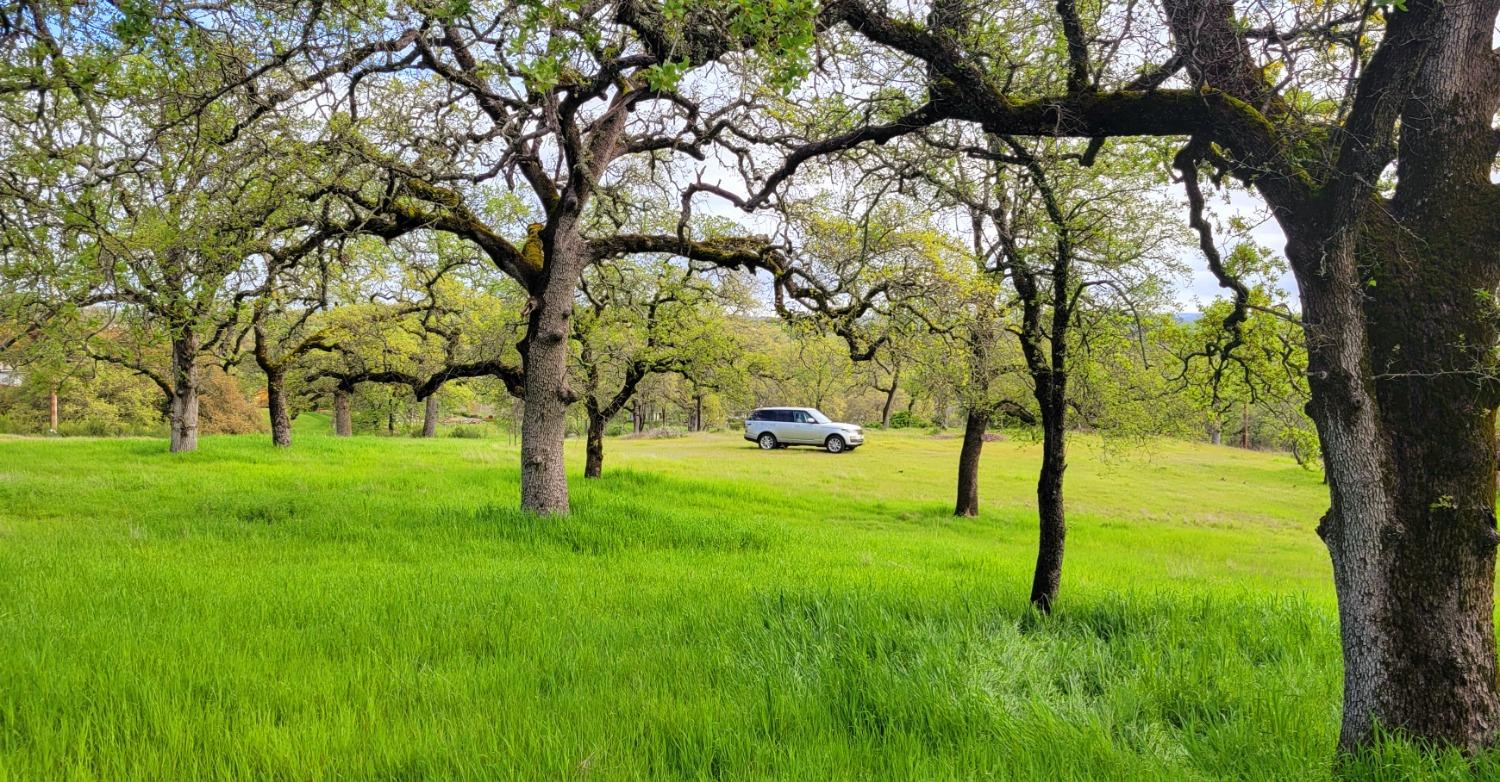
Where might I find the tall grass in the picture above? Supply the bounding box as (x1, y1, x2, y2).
(0, 420, 1491, 779)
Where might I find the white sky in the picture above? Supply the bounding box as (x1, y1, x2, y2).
(1177, 187, 1296, 312)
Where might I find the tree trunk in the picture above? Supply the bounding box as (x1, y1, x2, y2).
(519, 238, 584, 515)
(1288, 215, 1500, 750)
(48, 387, 58, 433)
(954, 407, 988, 516)
(1261, 0, 1500, 748)
(422, 393, 439, 438)
(1029, 392, 1067, 612)
(1208, 421, 1221, 446)
(168, 334, 200, 453)
(584, 412, 605, 479)
(1014, 247, 1071, 613)
(266, 369, 291, 447)
(333, 386, 352, 436)
(880, 365, 900, 428)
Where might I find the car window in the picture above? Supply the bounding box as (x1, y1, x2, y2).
(796, 411, 814, 424)
(809, 410, 831, 424)
(748, 410, 764, 421)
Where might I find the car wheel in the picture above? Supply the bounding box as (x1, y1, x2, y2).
(758, 432, 778, 450)
(825, 435, 846, 454)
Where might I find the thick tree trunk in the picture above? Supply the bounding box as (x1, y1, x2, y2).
(954, 408, 988, 516)
(519, 238, 584, 515)
(584, 412, 605, 479)
(266, 369, 291, 447)
(422, 393, 439, 438)
(1268, 0, 1500, 750)
(333, 387, 352, 436)
(168, 335, 200, 453)
(1208, 421, 1221, 446)
(1289, 217, 1500, 751)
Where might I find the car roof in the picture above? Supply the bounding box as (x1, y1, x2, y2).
(754, 406, 815, 412)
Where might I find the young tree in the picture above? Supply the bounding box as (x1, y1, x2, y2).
(956, 139, 1176, 609)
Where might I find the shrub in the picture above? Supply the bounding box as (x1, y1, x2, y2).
(888, 410, 927, 429)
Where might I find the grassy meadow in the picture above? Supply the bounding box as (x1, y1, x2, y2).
(0, 419, 1492, 779)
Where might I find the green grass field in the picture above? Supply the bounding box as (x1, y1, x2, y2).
(0, 419, 1491, 779)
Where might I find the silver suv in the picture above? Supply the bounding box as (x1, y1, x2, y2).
(744, 407, 864, 453)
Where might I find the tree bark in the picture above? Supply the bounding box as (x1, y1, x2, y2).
(422, 392, 439, 438)
(1029, 387, 1067, 612)
(519, 235, 584, 515)
(584, 412, 605, 479)
(266, 369, 291, 447)
(954, 407, 988, 516)
(168, 334, 200, 453)
(333, 386, 352, 437)
(1290, 214, 1500, 751)
(48, 388, 58, 433)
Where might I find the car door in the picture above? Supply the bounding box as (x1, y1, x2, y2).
(745, 410, 765, 439)
(788, 410, 818, 443)
(770, 410, 797, 442)
(764, 410, 791, 442)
